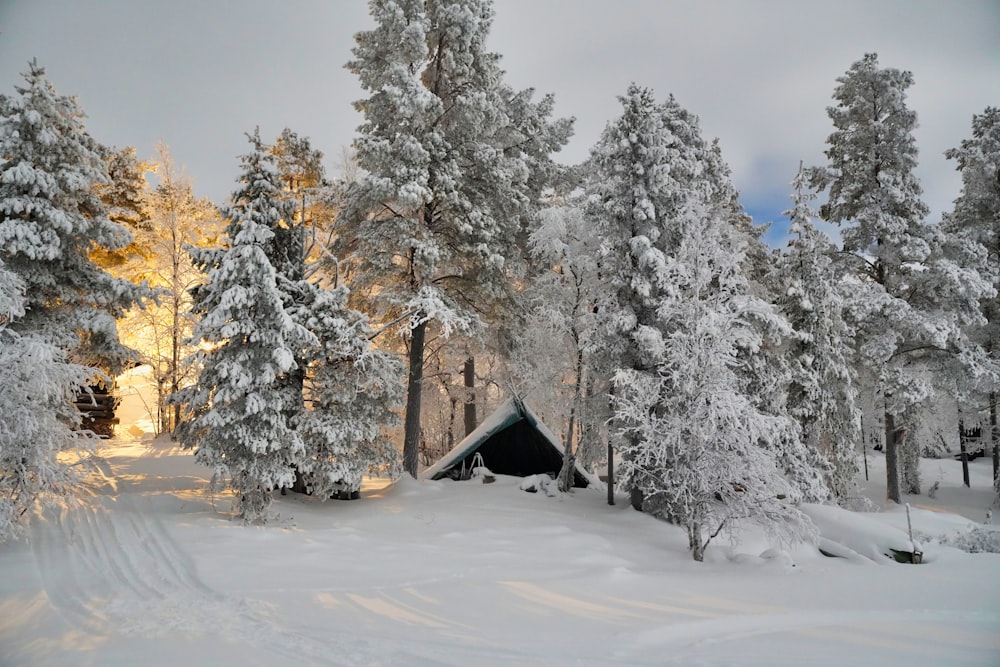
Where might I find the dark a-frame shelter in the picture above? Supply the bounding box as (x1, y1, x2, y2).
(421, 398, 598, 488)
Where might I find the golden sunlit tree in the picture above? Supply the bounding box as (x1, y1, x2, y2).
(92, 146, 154, 271)
(124, 143, 222, 434)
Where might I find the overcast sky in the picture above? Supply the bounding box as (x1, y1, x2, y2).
(2, 1, 998, 245)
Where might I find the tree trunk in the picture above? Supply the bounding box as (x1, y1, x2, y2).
(991, 391, 998, 481)
(606, 439, 615, 506)
(170, 211, 182, 435)
(448, 397, 456, 448)
(959, 420, 971, 488)
(287, 359, 307, 493)
(557, 417, 576, 494)
(626, 429, 644, 510)
(900, 426, 921, 495)
(403, 318, 427, 478)
(558, 346, 586, 493)
(463, 356, 476, 437)
(629, 486, 644, 511)
(689, 522, 704, 562)
(884, 410, 901, 503)
(860, 413, 869, 481)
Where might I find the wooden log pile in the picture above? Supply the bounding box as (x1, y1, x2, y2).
(73, 386, 120, 438)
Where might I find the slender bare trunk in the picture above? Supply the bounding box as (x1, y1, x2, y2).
(885, 410, 901, 503)
(463, 356, 476, 437)
(447, 397, 457, 449)
(606, 439, 615, 506)
(958, 418, 971, 488)
(628, 430, 644, 511)
(558, 346, 585, 493)
(989, 392, 998, 481)
(170, 208, 181, 434)
(403, 318, 426, 478)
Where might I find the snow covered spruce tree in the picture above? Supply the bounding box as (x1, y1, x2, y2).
(267, 129, 404, 494)
(0, 62, 142, 537)
(590, 85, 815, 561)
(773, 165, 861, 503)
(583, 86, 670, 498)
(811, 54, 994, 502)
(340, 0, 572, 476)
(293, 284, 404, 498)
(0, 61, 142, 374)
(175, 131, 402, 520)
(0, 263, 95, 540)
(173, 131, 314, 522)
(943, 107, 1000, 482)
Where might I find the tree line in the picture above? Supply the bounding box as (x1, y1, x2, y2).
(1, 0, 997, 560)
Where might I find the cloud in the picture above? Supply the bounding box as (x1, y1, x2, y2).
(1, 0, 997, 233)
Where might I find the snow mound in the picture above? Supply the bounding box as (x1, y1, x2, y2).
(802, 503, 921, 563)
(519, 474, 559, 497)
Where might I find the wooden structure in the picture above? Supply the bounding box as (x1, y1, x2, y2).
(74, 384, 119, 438)
(421, 398, 599, 488)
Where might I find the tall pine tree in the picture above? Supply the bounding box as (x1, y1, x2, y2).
(943, 107, 1000, 482)
(341, 0, 571, 476)
(812, 53, 993, 502)
(91, 145, 153, 271)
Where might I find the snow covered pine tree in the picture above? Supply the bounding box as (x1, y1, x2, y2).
(943, 108, 1000, 484)
(773, 165, 862, 503)
(589, 85, 814, 561)
(293, 284, 404, 499)
(269, 128, 404, 497)
(0, 263, 94, 540)
(175, 130, 403, 521)
(812, 54, 994, 502)
(173, 131, 313, 523)
(0, 61, 142, 373)
(0, 61, 143, 537)
(341, 0, 571, 476)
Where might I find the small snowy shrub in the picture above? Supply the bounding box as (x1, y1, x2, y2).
(941, 526, 1000, 554)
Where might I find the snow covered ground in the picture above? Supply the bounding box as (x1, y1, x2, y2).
(1, 369, 999, 666)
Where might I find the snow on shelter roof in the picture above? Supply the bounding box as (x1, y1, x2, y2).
(420, 398, 601, 488)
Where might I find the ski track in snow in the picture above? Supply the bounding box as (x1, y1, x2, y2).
(619, 607, 1000, 664)
(28, 450, 383, 666)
